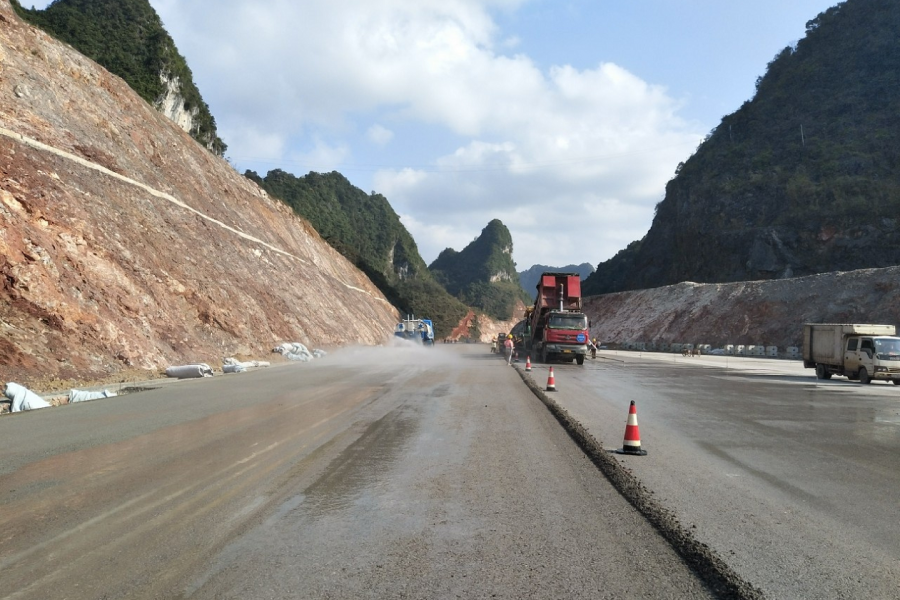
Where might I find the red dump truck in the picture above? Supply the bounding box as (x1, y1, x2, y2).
(525, 272, 590, 365)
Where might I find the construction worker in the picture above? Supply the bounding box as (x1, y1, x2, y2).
(504, 334, 514, 365)
(491, 338, 497, 353)
(590, 337, 598, 359)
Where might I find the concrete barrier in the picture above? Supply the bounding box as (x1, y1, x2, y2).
(786, 346, 800, 358)
(766, 345, 778, 357)
(736, 345, 746, 356)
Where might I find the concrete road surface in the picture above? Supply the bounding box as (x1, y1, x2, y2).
(0, 344, 720, 599)
(539, 349, 900, 599)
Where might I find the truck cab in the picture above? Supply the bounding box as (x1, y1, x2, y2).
(535, 310, 589, 365)
(844, 336, 900, 383)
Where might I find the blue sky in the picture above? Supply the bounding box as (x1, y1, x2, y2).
(30, 0, 842, 270)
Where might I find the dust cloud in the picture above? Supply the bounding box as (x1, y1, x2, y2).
(319, 339, 471, 370)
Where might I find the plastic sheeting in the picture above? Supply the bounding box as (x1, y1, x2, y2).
(222, 358, 271, 373)
(165, 364, 214, 379)
(272, 343, 327, 362)
(4, 382, 51, 412)
(69, 389, 117, 403)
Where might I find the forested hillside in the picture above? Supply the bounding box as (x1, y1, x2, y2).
(245, 170, 468, 337)
(584, 0, 900, 295)
(428, 220, 531, 321)
(12, 0, 226, 155)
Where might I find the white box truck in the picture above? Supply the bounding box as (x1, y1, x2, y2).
(803, 323, 900, 384)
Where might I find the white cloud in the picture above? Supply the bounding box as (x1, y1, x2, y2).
(150, 0, 704, 269)
(287, 138, 352, 174)
(366, 124, 394, 146)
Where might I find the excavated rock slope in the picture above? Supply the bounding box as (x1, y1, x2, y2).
(585, 266, 900, 350)
(0, 2, 398, 387)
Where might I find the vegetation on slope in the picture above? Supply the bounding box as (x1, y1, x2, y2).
(428, 220, 531, 321)
(584, 0, 900, 295)
(245, 169, 468, 337)
(12, 0, 226, 155)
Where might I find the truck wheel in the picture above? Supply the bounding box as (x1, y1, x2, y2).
(859, 368, 871, 385)
(576, 355, 584, 365)
(815, 365, 832, 380)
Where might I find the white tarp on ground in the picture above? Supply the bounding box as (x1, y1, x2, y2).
(69, 389, 116, 403)
(165, 364, 214, 379)
(272, 343, 327, 362)
(222, 357, 271, 373)
(4, 382, 51, 412)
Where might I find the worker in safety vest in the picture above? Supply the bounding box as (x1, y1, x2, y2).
(504, 334, 514, 365)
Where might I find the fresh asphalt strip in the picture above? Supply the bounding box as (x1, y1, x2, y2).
(513, 365, 766, 600)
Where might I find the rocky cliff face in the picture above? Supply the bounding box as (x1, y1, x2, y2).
(0, 2, 398, 387)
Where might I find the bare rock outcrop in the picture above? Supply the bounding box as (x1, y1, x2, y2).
(585, 267, 900, 349)
(0, 2, 398, 387)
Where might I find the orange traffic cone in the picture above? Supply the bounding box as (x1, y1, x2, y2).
(525, 356, 532, 371)
(546, 367, 557, 392)
(615, 401, 647, 455)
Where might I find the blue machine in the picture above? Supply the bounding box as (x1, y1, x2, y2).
(394, 316, 435, 345)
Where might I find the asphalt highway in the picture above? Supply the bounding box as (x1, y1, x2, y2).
(0, 344, 711, 599)
(1, 344, 896, 598)
(544, 349, 900, 599)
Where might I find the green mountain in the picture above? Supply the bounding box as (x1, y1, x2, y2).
(584, 0, 900, 296)
(428, 219, 531, 320)
(245, 169, 468, 337)
(518, 263, 594, 300)
(12, 0, 226, 155)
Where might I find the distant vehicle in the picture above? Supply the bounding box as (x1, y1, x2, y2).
(803, 323, 900, 384)
(510, 320, 528, 350)
(524, 272, 590, 365)
(394, 316, 435, 345)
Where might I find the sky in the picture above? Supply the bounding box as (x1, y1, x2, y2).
(31, 0, 842, 270)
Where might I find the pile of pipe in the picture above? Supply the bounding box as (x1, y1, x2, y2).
(165, 363, 215, 379)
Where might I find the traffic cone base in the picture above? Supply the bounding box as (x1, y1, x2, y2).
(615, 400, 647, 455)
(546, 366, 557, 392)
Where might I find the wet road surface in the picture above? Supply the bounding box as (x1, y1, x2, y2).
(1, 345, 715, 599)
(541, 349, 900, 599)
